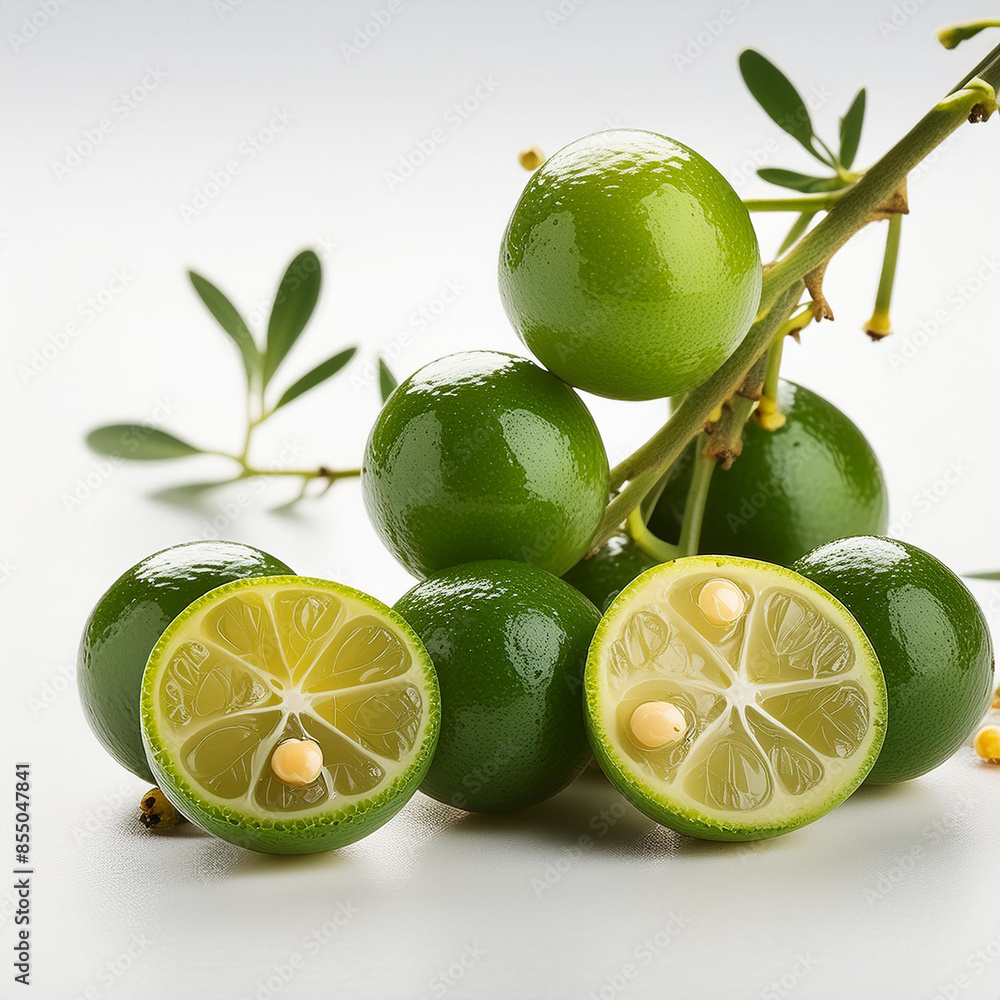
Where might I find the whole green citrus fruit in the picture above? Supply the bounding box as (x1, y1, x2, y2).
(649, 380, 888, 566)
(393, 560, 601, 812)
(363, 351, 610, 578)
(793, 536, 995, 784)
(78, 540, 292, 781)
(563, 532, 658, 613)
(498, 128, 762, 400)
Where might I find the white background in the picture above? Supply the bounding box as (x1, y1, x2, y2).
(3, 1, 999, 997)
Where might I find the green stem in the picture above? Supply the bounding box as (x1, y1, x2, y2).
(814, 136, 840, 169)
(777, 212, 816, 256)
(592, 284, 803, 552)
(758, 58, 1000, 315)
(865, 213, 902, 336)
(238, 381, 270, 465)
(627, 509, 681, 562)
(239, 466, 361, 480)
(762, 333, 785, 402)
(953, 39, 1000, 89)
(594, 47, 1000, 554)
(878, 213, 902, 309)
(677, 434, 715, 557)
(744, 192, 846, 213)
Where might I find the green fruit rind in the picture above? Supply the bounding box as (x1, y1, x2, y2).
(141, 576, 440, 854)
(585, 556, 887, 841)
(78, 540, 293, 782)
(793, 536, 995, 784)
(649, 381, 889, 567)
(394, 560, 601, 813)
(499, 128, 762, 401)
(363, 351, 610, 579)
(562, 532, 659, 613)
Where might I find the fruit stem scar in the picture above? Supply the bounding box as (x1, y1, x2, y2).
(630, 702, 687, 749)
(271, 739, 324, 786)
(698, 579, 746, 626)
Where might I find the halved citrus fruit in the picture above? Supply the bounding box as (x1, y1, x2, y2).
(140, 576, 439, 854)
(585, 556, 886, 841)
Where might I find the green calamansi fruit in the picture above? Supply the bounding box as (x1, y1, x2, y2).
(499, 128, 762, 401)
(586, 556, 886, 841)
(141, 576, 439, 853)
(394, 560, 601, 812)
(78, 540, 292, 781)
(793, 536, 995, 784)
(563, 532, 659, 613)
(649, 381, 889, 566)
(362, 351, 610, 579)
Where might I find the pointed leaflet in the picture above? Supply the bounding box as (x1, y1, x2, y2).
(756, 169, 846, 193)
(188, 271, 259, 384)
(739, 50, 829, 165)
(273, 346, 357, 411)
(838, 88, 866, 169)
(263, 250, 322, 386)
(87, 425, 204, 460)
(378, 357, 398, 402)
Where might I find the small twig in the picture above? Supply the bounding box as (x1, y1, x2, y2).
(677, 433, 716, 555)
(744, 191, 847, 213)
(627, 508, 681, 562)
(704, 395, 758, 470)
(590, 284, 803, 554)
(864, 213, 902, 339)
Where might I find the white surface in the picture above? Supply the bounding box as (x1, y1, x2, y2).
(3, 1, 999, 997)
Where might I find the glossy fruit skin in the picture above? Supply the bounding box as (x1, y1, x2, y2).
(394, 560, 601, 812)
(363, 351, 610, 579)
(78, 540, 292, 781)
(794, 536, 995, 784)
(499, 128, 762, 401)
(562, 532, 658, 613)
(649, 380, 889, 566)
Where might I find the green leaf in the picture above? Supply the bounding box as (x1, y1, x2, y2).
(965, 571, 1000, 580)
(188, 271, 259, 384)
(263, 250, 322, 386)
(739, 50, 828, 165)
(273, 347, 357, 411)
(87, 424, 204, 461)
(838, 88, 866, 169)
(757, 168, 846, 193)
(378, 357, 398, 402)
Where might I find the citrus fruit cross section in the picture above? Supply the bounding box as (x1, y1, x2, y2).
(141, 576, 439, 854)
(585, 557, 886, 841)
